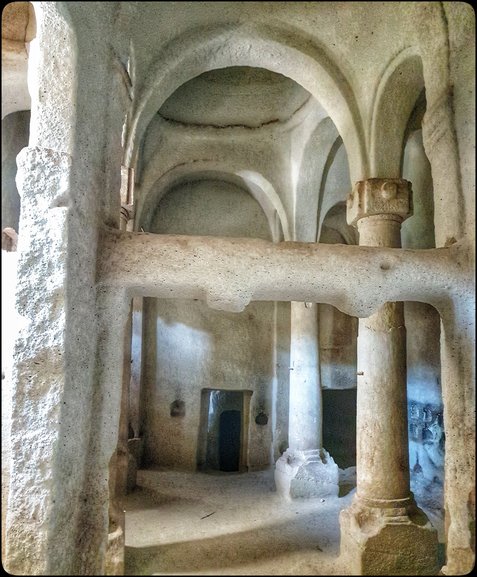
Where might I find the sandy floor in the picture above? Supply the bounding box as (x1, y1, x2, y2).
(123, 468, 444, 576)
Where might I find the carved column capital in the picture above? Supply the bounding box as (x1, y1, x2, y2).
(346, 178, 413, 227)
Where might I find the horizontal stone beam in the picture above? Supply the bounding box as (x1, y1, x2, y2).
(97, 227, 471, 317)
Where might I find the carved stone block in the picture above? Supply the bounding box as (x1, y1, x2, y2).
(346, 178, 413, 226)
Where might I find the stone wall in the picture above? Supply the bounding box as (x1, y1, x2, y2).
(141, 180, 279, 471)
(3, 3, 473, 575)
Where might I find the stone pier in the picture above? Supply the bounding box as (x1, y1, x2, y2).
(275, 301, 338, 499)
(339, 178, 439, 575)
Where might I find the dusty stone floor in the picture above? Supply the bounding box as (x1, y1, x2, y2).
(123, 467, 444, 576)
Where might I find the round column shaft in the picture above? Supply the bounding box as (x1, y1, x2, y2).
(274, 298, 338, 499)
(347, 179, 412, 504)
(340, 178, 438, 576)
(356, 218, 409, 501)
(288, 301, 321, 451)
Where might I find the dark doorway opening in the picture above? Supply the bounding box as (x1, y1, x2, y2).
(197, 389, 252, 473)
(219, 410, 241, 472)
(322, 388, 357, 469)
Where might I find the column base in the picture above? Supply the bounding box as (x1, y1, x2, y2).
(339, 494, 439, 575)
(274, 448, 339, 499)
(105, 525, 125, 575)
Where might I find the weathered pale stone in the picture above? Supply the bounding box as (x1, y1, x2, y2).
(275, 449, 339, 499)
(275, 301, 339, 499)
(5, 146, 75, 576)
(346, 178, 413, 227)
(1, 249, 18, 563)
(2, 110, 29, 233)
(339, 179, 438, 574)
(340, 498, 439, 575)
(2, 3, 474, 576)
(288, 302, 321, 451)
(97, 228, 470, 319)
(126, 438, 144, 492)
(1, 38, 31, 119)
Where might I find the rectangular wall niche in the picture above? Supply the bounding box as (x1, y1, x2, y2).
(197, 389, 252, 473)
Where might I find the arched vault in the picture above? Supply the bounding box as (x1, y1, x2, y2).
(137, 161, 290, 243)
(124, 22, 367, 182)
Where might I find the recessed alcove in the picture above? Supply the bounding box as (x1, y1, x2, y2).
(197, 389, 252, 473)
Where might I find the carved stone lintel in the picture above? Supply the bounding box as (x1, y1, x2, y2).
(346, 178, 413, 227)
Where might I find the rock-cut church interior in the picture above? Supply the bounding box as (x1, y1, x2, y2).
(1, 2, 475, 576)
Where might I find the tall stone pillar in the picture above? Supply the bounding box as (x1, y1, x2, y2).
(105, 299, 133, 575)
(340, 178, 438, 575)
(106, 165, 135, 572)
(275, 301, 338, 499)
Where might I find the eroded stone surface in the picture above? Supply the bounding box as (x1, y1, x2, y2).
(340, 498, 439, 576)
(275, 449, 339, 499)
(2, 3, 474, 576)
(98, 229, 471, 318)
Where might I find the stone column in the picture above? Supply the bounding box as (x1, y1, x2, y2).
(5, 147, 74, 575)
(105, 298, 133, 575)
(106, 166, 135, 571)
(340, 178, 438, 575)
(275, 301, 338, 499)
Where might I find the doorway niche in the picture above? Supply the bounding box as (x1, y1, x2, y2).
(197, 389, 252, 473)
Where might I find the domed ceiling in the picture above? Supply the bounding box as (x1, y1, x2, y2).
(159, 66, 312, 128)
